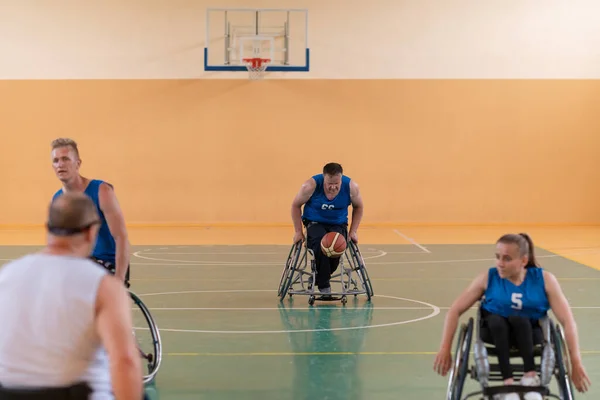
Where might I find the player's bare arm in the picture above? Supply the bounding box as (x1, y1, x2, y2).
(95, 275, 143, 399)
(543, 270, 591, 392)
(348, 180, 364, 243)
(434, 270, 488, 376)
(291, 178, 316, 243)
(98, 183, 131, 282)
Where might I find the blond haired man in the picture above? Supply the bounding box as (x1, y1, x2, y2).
(50, 138, 131, 287)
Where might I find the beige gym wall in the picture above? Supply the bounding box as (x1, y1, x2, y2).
(1, 0, 599, 226)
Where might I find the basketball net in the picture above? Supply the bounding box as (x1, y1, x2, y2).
(243, 57, 270, 80)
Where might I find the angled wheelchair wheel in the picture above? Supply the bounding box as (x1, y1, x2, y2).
(446, 318, 474, 400)
(278, 241, 303, 300)
(552, 323, 575, 400)
(130, 291, 163, 385)
(348, 241, 374, 300)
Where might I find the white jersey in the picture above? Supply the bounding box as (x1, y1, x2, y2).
(0, 253, 112, 399)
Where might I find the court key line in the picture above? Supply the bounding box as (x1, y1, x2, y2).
(134, 289, 600, 312)
(138, 249, 424, 255)
(131, 247, 389, 264)
(133, 290, 441, 334)
(129, 248, 600, 267)
(392, 229, 431, 253)
(141, 306, 600, 311)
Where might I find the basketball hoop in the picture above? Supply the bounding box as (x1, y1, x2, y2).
(243, 57, 270, 80)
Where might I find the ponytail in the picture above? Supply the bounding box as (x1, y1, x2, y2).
(496, 232, 539, 268)
(519, 232, 538, 268)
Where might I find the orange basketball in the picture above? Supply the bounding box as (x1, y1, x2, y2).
(320, 232, 347, 258)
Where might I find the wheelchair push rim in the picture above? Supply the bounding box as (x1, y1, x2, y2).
(446, 318, 473, 400)
(278, 240, 304, 300)
(348, 240, 374, 299)
(552, 322, 575, 400)
(130, 291, 163, 384)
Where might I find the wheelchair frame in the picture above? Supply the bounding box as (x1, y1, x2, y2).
(277, 238, 374, 305)
(446, 305, 575, 400)
(130, 291, 163, 385)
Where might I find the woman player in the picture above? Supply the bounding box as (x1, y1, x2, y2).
(433, 233, 590, 399)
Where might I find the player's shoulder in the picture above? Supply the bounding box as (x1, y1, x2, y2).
(0, 254, 31, 270)
(311, 174, 323, 184)
(347, 176, 357, 188)
(539, 268, 554, 282)
(478, 267, 494, 285)
(301, 176, 319, 191)
(95, 180, 117, 200)
(52, 188, 63, 200)
(89, 179, 113, 190)
(525, 266, 545, 280)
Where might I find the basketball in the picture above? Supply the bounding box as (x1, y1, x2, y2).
(320, 232, 347, 258)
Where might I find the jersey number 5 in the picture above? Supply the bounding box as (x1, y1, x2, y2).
(511, 293, 523, 310)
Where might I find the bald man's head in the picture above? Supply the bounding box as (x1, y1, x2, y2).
(47, 192, 100, 236)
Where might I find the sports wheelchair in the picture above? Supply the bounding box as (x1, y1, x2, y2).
(130, 291, 163, 386)
(446, 303, 575, 400)
(277, 238, 374, 306)
(90, 258, 163, 386)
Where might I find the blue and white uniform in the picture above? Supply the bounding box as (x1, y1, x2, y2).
(53, 180, 116, 265)
(481, 267, 550, 320)
(302, 174, 352, 225)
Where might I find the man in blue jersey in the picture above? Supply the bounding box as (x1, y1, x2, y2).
(291, 162, 364, 295)
(50, 138, 131, 287)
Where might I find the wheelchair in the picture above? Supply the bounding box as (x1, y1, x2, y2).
(446, 303, 575, 400)
(277, 234, 374, 306)
(90, 257, 163, 385)
(130, 291, 163, 386)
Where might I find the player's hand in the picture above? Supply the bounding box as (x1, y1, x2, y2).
(433, 348, 453, 376)
(349, 231, 358, 243)
(571, 360, 591, 392)
(293, 231, 305, 244)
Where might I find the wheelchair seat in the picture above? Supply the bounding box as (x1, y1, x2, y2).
(477, 305, 545, 359)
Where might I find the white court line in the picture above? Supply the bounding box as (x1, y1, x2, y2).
(140, 306, 600, 311)
(133, 292, 441, 334)
(131, 247, 389, 264)
(139, 289, 273, 296)
(142, 252, 284, 255)
(4, 249, 600, 268)
(131, 289, 600, 312)
(143, 307, 431, 310)
(392, 229, 431, 253)
(140, 250, 424, 255)
(126, 251, 569, 266)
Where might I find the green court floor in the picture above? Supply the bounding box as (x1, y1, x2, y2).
(1, 243, 599, 399)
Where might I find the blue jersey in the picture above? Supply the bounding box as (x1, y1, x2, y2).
(481, 267, 550, 320)
(52, 180, 116, 264)
(302, 174, 352, 225)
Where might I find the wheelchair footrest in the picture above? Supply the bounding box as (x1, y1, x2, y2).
(483, 384, 549, 397)
(313, 295, 343, 302)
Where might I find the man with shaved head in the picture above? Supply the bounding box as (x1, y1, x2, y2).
(0, 192, 143, 399)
